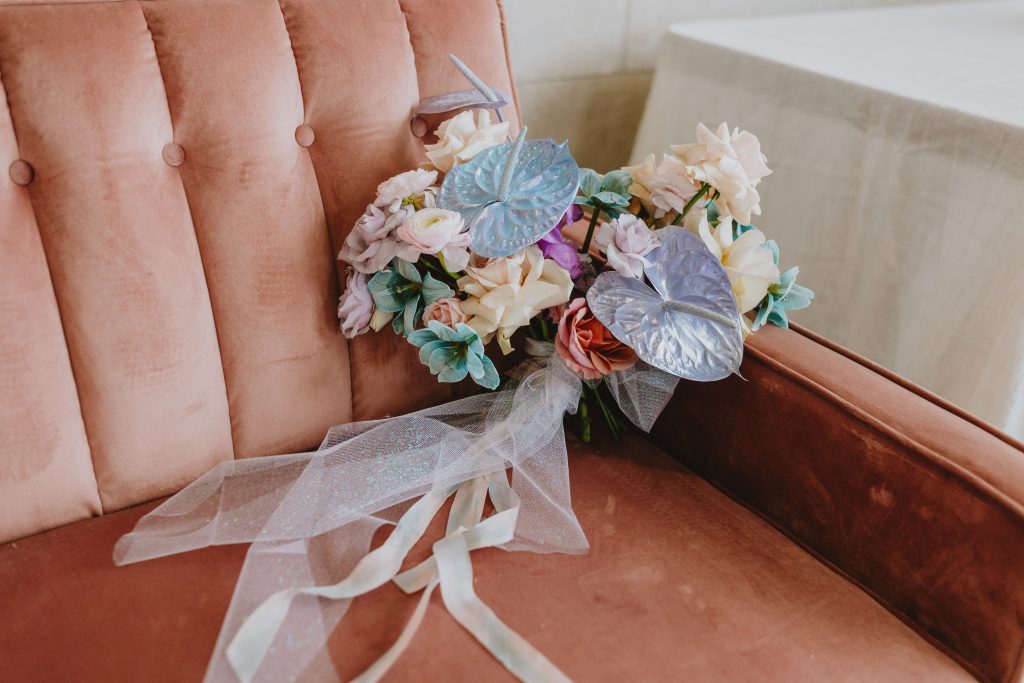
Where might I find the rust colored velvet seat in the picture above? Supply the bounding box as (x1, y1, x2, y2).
(0, 433, 976, 683)
(0, 0, 1021, 682)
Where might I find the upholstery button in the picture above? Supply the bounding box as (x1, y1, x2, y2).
(9, 159, 34, 186)
(410, 116, 429, 138)
(295, 124, 315, 148)
(162, 142, 186, 167)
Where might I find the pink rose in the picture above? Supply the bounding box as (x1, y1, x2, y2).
(338, 204, 403, 274)
(423, 297, 468, 326)
(555, 298, 638, 380)
(594, 214, 659, 279)
(337, 271, 374, 338)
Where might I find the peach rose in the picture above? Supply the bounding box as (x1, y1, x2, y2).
(556, 298, 638, 380)
(423, 297, 468, 327)
(671, 122, 771, 225)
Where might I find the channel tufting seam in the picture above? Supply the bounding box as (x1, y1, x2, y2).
(138, 0, 237, 461)
(274, 0, 354, 425)
(0, 49, 104, 513)
(396, 0, 456, 408)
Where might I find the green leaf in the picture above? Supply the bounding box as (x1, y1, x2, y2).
(420, 273, 455, 307)
(601, 169, 632, 196)
(393, 258, 422, 283)
(368, 270, 408, 313)
(578, 168, 603, 197)
(592, 190, 630, 207)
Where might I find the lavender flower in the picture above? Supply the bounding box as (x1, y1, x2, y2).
(537, 206, 584, 279)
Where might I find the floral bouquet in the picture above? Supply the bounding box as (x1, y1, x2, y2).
(115, 55, 813, 683)
(337, 73, 812, 440)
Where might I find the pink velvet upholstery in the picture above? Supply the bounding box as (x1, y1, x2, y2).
(0, 0, 517, 541)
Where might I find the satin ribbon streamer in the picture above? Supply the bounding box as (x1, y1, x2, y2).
(114, 357, 677, 682)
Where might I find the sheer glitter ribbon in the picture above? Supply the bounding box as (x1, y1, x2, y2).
(114, 355, 678, 682)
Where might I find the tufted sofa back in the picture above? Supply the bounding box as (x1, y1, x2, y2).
(0, 0, 518, 543)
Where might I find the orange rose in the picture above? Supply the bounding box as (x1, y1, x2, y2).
(555, 298, 637, 380)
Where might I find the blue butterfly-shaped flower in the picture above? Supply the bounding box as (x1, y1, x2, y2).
(586, 226, 744, 381)
(439, 127, 580, 258)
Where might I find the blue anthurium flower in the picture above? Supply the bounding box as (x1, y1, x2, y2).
(587, 226, 744, 381)
(368, 259, 453, 337)
(407, 321, 500, 389)
(439, 127, 580, 259)
(752, 244, 815, 330)
(574, 168, 632, 218)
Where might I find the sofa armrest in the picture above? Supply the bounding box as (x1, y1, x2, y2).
(652, 325, 1024, 683)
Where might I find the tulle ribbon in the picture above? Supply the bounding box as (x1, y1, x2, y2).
(115, 352, 678, 682)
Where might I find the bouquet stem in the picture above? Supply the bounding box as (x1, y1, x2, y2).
(671, 183, 711, 226)
(579, 208, 601, 254)
(578, 397, 592, 443)
(577, 382, 624, 443)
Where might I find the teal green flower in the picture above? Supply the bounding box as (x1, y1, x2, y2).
(407, 321, 500, 389)
(574, 168, 632, 218)
(368, 259, 453, 337)
(752, 241, 814, 330)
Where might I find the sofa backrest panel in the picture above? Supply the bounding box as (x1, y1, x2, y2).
(0, 0, 519, 543)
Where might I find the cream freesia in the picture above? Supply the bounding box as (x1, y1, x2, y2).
(425, 109, 509, 173)
(672, 122, 771, 225)
(458, 245, 573, 354)
(696, 212, 779, 313)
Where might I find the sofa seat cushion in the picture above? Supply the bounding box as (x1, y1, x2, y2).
(0, 433, 971, 682)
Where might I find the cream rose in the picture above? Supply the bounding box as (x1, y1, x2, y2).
(672, 122, 771, 225)
(697, 212, 779, 313)
(458, 246, 573, 354)
(622, 154, 657, 213)
(395, 208, 471, 271)
(425, 109, 510, 173)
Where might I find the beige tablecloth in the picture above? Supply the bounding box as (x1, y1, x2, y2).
(633, 0, 1024, 439)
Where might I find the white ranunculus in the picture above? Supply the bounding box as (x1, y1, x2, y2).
(425, 109, 510, 173)
(697, 212, 779, 313)
(457, 245, 573, 354)
(396, 208, 470, 271)
(373, 169, 439, 213)
(672, 122, 771, 225)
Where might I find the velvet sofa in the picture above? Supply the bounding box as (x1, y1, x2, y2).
(0, 0, 1021, 681)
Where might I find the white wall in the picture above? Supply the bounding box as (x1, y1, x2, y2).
(503, 0, 958, 171)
